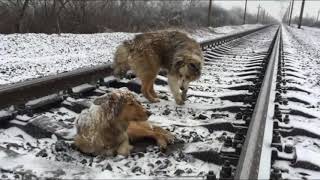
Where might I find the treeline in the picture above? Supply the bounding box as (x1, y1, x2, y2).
(0, 0, 277, 34)
(291, 16, 320, 28)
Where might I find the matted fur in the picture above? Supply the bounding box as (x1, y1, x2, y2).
(113, 30, 204, 105)
(74, 88, 174, 156)
(74, 88, 146, 156)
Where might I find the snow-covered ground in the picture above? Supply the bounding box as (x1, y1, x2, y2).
(271, 25, 320, 179)
(0, 24, 261, 85)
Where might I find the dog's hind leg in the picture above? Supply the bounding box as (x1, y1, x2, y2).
(149, 76, 159, 99)
(141, 75, 160, 103)
(128, 122, 174, 151)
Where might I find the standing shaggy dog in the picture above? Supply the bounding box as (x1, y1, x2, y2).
(113, 30, 204, 105)
(74, 88, 174, 156)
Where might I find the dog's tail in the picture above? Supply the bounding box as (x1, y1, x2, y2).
(113, 41, 131, 78)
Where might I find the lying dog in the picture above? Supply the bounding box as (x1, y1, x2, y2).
(74, 88, 174, 156)
(113, 30, 204, 105)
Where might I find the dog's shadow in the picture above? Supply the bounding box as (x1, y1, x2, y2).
(67, 137, 183, 158)
(131, 137, 184, 154)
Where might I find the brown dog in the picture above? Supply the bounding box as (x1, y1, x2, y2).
(113, 30, 204, 105)
(74, 88, 173, 156)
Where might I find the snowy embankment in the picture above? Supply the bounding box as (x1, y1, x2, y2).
(0, 24, 261, 85)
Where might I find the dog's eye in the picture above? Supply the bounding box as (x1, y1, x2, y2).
(188, 63, 197, 70)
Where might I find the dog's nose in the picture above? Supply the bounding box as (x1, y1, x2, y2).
(146, 111, 152, 117)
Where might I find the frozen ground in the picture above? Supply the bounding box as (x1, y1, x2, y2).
(0, 24, 261, 85)
(272, 25, 320, 179)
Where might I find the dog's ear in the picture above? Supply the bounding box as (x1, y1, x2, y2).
(93, 94, 116, 105)
(93, 96, 108, 105)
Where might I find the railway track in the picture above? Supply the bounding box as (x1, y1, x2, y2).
(1, 25, 316, 179)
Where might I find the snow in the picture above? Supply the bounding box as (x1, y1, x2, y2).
(0, 24, 262, 85)
(271, 25, 320, 179)
(295, 147, 320, 171)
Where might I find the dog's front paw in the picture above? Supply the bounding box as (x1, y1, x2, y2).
(117, 144, 132, 156)
(152, 98, 160, 103)
(165, 133, 175, 144)
(117, 148, 130, 157)
(175, 96, 185, 105)
(157, 138, 168, 152)
(181, 91, 187, 101)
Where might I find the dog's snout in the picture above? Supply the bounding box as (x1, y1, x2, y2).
(146, 111, 152, 117)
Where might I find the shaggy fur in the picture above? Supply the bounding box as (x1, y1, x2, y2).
(74, 88, 174, 156)
(113, 30, 204, 105)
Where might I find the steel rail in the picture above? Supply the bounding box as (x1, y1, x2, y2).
(234, 26, 281, 179)
(0, 25, 271, 109)
(0, 65, 113, 109)
(200, 25, 270, 50)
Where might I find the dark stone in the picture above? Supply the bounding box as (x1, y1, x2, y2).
(147, 163, 154, 168)
(186, 168, 193, 173)
(55, 153, 75, 162)
(196, 114, 208, 120)
(36, 149, 48, 157)
(174, 169, 184, 176)
(55, 140, 68, 152)
(155, 77, 168, 86)
(155, 159, 171, 170)
(235, 113, 242, 120)
(162, 109, 171, 116)
(1, 174, 8, 178)
(80, 159, 87, 164)
(105, 163, 113, 171)
(124, 162, 131, 167)
(155, 160, 162, 165)
(160, 95, 169, 100)
(132, 166, 142, 173)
